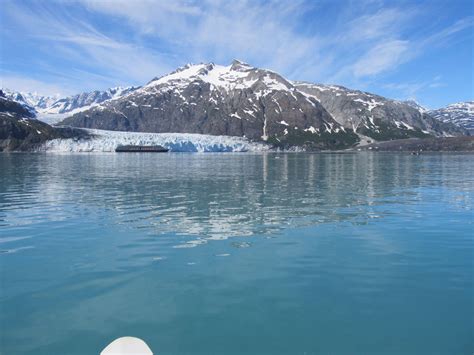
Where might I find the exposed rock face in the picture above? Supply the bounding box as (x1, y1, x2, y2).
(0, 91, 88, 151)
(293, 83, 467, 140)
(59, 61, 359, 150)
(429, 102, 474, 134)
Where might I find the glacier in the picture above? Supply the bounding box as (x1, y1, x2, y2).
(40, 129, 271, 153)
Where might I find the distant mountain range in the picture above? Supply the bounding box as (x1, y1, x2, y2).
(41, 86, 138, 115)
(2, 60, 471, 150)
(3, 86, 138, 124)
(399, 99, 473, 134)
(3, 90, 59, 112)
(0, 90, 87, 151)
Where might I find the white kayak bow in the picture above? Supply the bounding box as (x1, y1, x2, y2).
(101, 337, 153, 355)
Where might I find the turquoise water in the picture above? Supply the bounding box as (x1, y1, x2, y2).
(0, 153, 473, 354)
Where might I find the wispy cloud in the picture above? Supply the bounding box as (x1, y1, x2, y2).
(383, 75, 445, 105)
(1, 0, 472, 100)
(1, 0, 174, 94)
(419, 16, 474, 47)
(353, 40, 411, 77)
(341, 8, 416, 42)
(77, 0, 473, 83)
(78, 0, 322, 77)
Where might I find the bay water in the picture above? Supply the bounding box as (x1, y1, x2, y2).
(0, 153, 473, 354)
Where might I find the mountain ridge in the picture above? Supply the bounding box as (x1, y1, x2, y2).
(428, 101, 474, 133)
(56, 61, 467, 148)
(293, 82, 466, 140)
(3, 60, 470, 149)
(58, 61, 361, 150)
(3, 86, 139, 125)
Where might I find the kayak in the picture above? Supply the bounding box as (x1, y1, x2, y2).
(101, 337, 153, 355)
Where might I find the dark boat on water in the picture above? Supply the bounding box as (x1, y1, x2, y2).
(115, 145, 169, 152)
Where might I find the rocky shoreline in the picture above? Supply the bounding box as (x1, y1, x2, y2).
(356, 136, 474, 152)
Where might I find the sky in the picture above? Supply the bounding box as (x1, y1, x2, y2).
(0, 0, 472, 109)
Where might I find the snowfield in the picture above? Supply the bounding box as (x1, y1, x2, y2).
(40, 129, 271, 153)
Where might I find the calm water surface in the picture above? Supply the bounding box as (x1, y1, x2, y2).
(0, 153, 473, 354)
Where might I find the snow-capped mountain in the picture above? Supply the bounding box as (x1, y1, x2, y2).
(3, 86, 139, 124)
(293, 82, 465, 140)
(42, 86, 138, 115)
(4, 61, 469, 150)
(3, 89, 60, 110)
(0, 89, 36, 119)
(60, 60, 359, 150)
(2, 90, 41, 117)
(58, 61, 465, 148)
(429, 102, 474, 133)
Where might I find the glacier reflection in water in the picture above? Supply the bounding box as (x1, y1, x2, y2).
(0, 152, 473, 354)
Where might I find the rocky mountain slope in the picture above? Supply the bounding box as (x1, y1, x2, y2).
(0, 89, 264, 152)
(59, 60, 359, 150)
(428, 102, 474, 133)
(293, 83, 466, 141)
(0, 90, 88, 151)
(57, 61, 466, 148)
(3, 61, 469, 150)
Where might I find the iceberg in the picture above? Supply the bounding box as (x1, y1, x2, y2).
(40, 129, 271, 153)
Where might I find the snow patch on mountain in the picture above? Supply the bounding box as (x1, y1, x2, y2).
(353, 98, 383, 111)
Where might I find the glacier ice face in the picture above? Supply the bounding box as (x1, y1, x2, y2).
(40, 129, 271, 153)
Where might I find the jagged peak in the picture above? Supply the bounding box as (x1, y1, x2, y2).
(230, 59, 251, 71)
(400, 99, 428, 113)
(148, 63, 208, 84)
(143, 60, 297, 94)
(148, 60, 260, 87)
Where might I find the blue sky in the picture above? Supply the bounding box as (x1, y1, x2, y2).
(0, 0, 472, 108)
